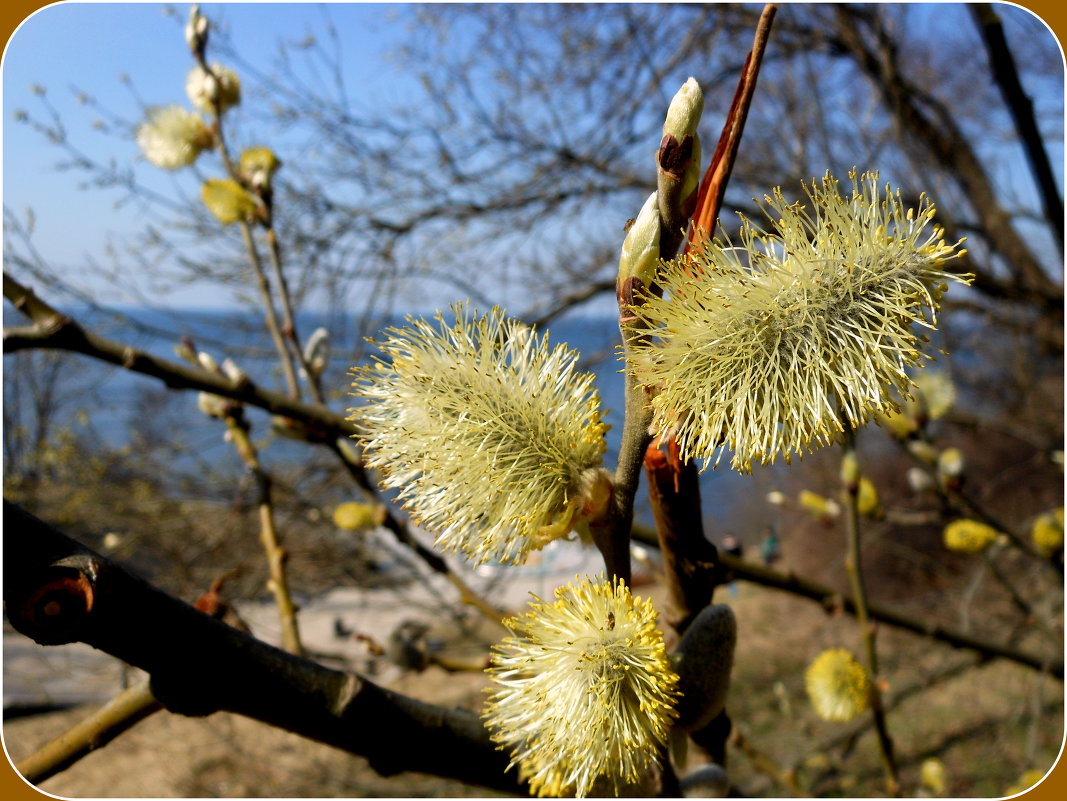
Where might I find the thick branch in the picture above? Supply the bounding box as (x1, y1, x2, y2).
(3, 501, 523, 794)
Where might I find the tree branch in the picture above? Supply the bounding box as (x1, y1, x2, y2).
(3, 273, 357, 439)
(630, 525, 1062, 679)
(3, 500, 524, 794)
(969, 3, 1064, 250)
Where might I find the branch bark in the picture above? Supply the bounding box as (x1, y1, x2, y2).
(3, 500, 524, 794)
(630, 525, 1062, 679)
(3, 273, 357, 439)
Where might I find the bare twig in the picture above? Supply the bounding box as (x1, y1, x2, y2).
(3, 273, 357, 438)
(841, 432, 899, 794)
(224, 414, 304, 656)
(14, 680, 162, 785)
(630, 526, 1062, 678)
(969, 3, 1063, 249)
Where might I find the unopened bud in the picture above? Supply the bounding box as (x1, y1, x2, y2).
(303, 327, 331, 379)
(798, 490, 840, 522)
(907, 439, 938, 465)
(618, 191, 662, 292)
(240, 146, 282, 192)
(661, 78, 703, 202)
(672, 604, 736, 732)
(857, 477, 881, 518)
(221, 357, 249, 386)
(333, 501, 387, 531)
(912, 369, 955, 421)
(197, 351, 220, 373)
(937, 447, 964, 480)
(876, 407, 918, 440)
(663, 77, 704, 141)
(766, 490, 788, 506)
(840, 451, 861, 490)
(185, 4, 209, 56)
(201, 178, 258, 225)
(197, 391, 229, 419)
(906, 467, 936, 494)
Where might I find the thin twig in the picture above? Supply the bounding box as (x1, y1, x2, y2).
(194, 51, 302, 400)
(237, 220, 302, 399)
(841, 431, 899, 794)
(14, 680, 162, 785)
(2, 273, 356, 438)
(224, 414, 304, 657)
(629, 525, 1062, 678)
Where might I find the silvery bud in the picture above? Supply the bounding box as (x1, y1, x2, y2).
(662, 78, 703, 202)
(672, 604, 736, 732)
(197, 392, 229, 419)
(303, 327, 331, 379)
(907, 467, 936, 494)
(185, 4, 209, 56)
(618, 191, 662, 292)
(663, 77, 704, 141)
(221, 357, 249, 386)
(197, 351, 220, 374)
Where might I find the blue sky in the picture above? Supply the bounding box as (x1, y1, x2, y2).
(3, 2, 415, 307)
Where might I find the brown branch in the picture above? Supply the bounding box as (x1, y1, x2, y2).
(630, 525, 1062, 678)
(3, 273, 358, 439)
(3, 500, 524, 794)
(969, 3, 1063, 250)
(643, 440, 720, 632)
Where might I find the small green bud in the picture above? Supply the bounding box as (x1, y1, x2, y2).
(618, 191, 662, 292)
